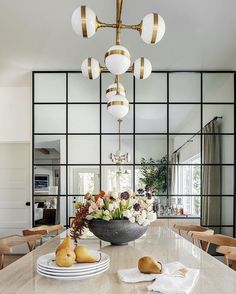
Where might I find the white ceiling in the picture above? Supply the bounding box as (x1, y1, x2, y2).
(1, 0, 236, 86)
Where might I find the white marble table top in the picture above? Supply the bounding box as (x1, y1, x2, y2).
(0, 221, 235, 293)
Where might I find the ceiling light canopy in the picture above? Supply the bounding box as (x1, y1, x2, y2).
(71, 0, 165, 120)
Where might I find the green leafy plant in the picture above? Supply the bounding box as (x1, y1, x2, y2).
(139, 156, 167, 194)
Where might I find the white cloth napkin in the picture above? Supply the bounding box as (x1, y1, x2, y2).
(118, 267, 158, 283)
(118, 261, 199, 294)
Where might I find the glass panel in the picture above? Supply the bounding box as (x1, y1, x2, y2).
(202, 135, 234, 164)
(102, 72, 133, 102)
(170, 165, 201, 195)
(135, 135, 167, 164)
(222, 166, 234, 195)
(203, 73, 234, 102)
(34, 196, 65, 226)
(135, 166, 167, 195)
(68, 105, 100, 133)
(101, 165, 133, 193)
(68, 73, 99, 102)
(169, 73, 200, 102)
(221, 227, 234, 237)
(34, 135, 66, 164)
(135, 104, 167, 133)
(136, 73, 167, 102)
(221, 197, 234, 226)
(34, 166, 66, 195)
(169, 135, 201, 163)
(68, 135, 100, 164)
(35, 105, 66, 133)
(169, 105, 200, 133)
(102, 104, 133, 133)
(34, 73, 66, 103)
(203, 106, 234, 133)
(68, 166, 100, 195)
(102, 135, 133, 164)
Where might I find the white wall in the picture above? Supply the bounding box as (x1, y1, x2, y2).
(0, 87, 31, 142)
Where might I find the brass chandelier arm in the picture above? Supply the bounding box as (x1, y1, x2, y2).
(96, 19, 142, 33)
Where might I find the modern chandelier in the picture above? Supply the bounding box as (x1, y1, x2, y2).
(71, 0, 165, 120)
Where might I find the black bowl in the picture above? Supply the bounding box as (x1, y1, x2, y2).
(88, 219, 147, 245)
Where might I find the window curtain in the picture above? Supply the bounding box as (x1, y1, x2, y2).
(201, 120, 221, 226)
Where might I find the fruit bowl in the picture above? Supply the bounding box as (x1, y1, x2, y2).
(88, 219, 147, 245)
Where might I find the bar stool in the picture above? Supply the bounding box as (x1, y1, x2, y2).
(22, 224, 63, 249)
(216, 246, 236, 270)
(191, 233, 236, 254)
(0, 234, 41, 269)
(173, 224, 214, 243)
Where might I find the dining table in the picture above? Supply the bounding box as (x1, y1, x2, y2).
(0, 221, 235, 294)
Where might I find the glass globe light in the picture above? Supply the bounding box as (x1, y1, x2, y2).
(140, 13, 165, 44)
(106, 82, 126, 100)
(71, 6, 97, 38)
(81, 58, 101, 79)
(107, 95, 129, 119)
(105, 45, 131, 75)
(133, 57, 152, 80)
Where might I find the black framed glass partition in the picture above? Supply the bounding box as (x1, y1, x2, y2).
(32, 71, 235, 237)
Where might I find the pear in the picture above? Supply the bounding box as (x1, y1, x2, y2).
(74, 246, 97, 263)
(138, 256, 162, 274)
(56, 236, 74, 254)
(56, 248, 76, 267)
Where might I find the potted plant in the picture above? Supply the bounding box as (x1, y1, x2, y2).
(70, 191, 156, 245)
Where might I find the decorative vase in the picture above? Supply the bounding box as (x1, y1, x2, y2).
(88, 219, 147, 245)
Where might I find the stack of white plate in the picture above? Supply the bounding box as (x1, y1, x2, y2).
(37, 250, 110, 280)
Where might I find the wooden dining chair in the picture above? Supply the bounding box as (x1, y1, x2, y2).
(173, 224, 214, 240)
(0, 234, 42, 269)
(216, 246, 236, 270)
(191, 233, 236, 253)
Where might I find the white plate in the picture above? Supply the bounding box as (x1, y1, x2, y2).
(37, 263, 109, 277)
(37, 265, 109, 280)
(37, 251, 109, 271)
(37, 259, 109, 274)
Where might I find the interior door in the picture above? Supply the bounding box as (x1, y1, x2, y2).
(0, 143, 31, 246)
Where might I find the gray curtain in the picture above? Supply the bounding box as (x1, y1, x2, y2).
(201, 120, 221, 226)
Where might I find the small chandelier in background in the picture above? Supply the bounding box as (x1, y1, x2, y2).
(71, 0, 165, 120)
(110, 119, 130, 165)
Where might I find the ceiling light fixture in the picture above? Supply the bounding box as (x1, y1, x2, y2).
(71, 0, 165, 119)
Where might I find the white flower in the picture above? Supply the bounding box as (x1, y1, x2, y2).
(137, 214, 145, 225)
(104, 210, 110, 216)
(97, 198, 104, 206)
(123, 210, 132, 219)
(86, 215, 93, 220)
(108, 204, 114, 211)
(89, 206, 94, 214)
(129, 216, 136, 223)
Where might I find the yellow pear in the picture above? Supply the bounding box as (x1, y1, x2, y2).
(138, 256, 162, 274)
(74, 246, 97, 263)
(56, 236, 74, 254)
(56, 248, 76, 267)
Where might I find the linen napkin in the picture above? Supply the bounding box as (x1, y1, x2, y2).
(148, 261, 199, 294)
(118, 267, 158, 283)
(118, 261, 199, 294)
